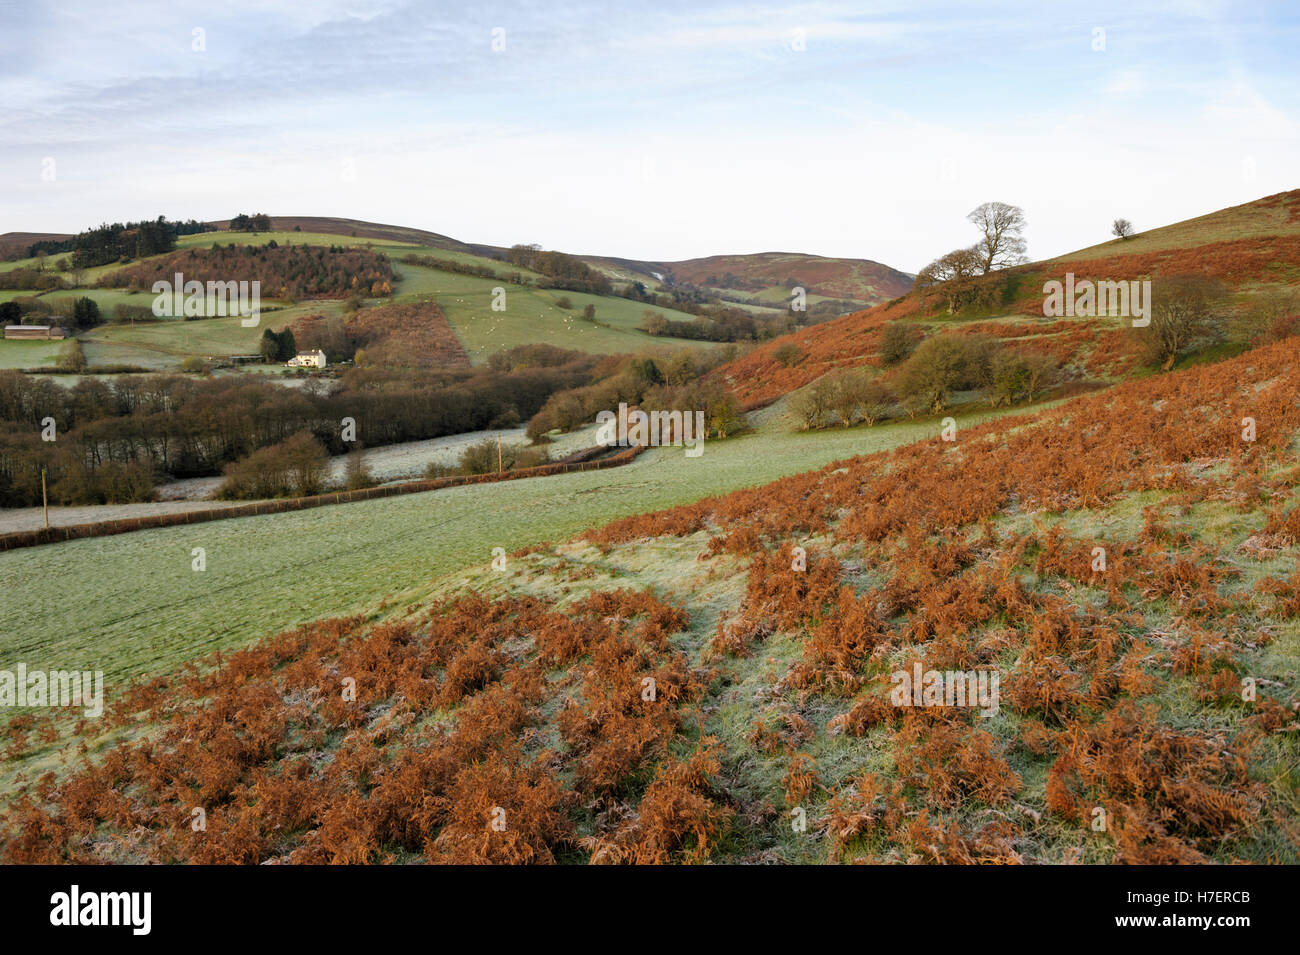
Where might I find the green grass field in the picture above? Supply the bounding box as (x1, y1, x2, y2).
(81, 301, 341, 366)
(392, 262, 717, 361)
(0, 399, 1048, 692)
(0, 339, 63, 369)
(6, 230, 726, 367)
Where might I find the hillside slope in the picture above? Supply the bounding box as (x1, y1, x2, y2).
(4, 339, 1298, 864)
(713, 189, 1300, 407)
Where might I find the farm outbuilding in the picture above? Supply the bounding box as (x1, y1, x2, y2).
(4, 324, 67, 340)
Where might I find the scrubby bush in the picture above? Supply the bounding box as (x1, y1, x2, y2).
(896, 335, 979, 414)
(456, 439, 550, 475)
(879, 322, 923, 366)
(218, 431, 328, 499)
(1228, 288, 1297, 345)
(790, 376, 835, 430)
(774, 343, 804, 368)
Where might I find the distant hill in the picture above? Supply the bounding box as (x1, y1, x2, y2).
(578, 250, 914, 311)
(0, 231, 73, 259)
(662, 251, 913, 303)
(209, 216, 508, 261)
(1, 216, 913, 318)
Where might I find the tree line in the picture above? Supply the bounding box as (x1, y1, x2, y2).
(0, 346, 607, 507)
(525, 348, 743, 442)
(102, 243, 395, 300)
(505, 245, 613, 295)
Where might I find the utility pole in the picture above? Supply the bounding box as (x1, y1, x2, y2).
(497, 434, 503, 473)
(41, 466, 49, 529)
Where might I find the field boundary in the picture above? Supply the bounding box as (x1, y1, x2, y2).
(0, 444, 645, 552)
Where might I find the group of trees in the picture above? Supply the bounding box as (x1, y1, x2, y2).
(792, 329, 1060, 429)
(896, 334, 1057, 413)
(216, 431, 326, 499)
(67, 217, 195, 270)
(427, 438, 551, 479)
(524, 349, 741, 442)
(0, 267, 67, 291)
(0, 295, 101, 330)
(259, 327, 298, 362)
(103, 243, 395, 300)
(791, 368, 895, 430)
(0, 344, 612, 506)
(639, 307, 765, 342)
(914, 202, 1027, 315)
(506, 245, 613, 295)
(229, 213, 273, 233)
(7, 217, 210, 265)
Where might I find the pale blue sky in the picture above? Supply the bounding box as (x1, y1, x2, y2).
(2, 0, 1297, 270)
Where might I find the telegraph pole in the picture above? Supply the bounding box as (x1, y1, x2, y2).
(41, 466, 49, 529)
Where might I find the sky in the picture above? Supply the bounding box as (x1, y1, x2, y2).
(1, 0, 1297, 272)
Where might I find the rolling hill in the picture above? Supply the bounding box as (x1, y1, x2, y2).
(0, 220, 913, 372)
(711, 189, 1300, 408)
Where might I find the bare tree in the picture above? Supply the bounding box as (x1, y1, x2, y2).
(1112, 218, 1135, 240)
(914, 246, 1001, 314)
(827, 369, 868, 427)
(914, 246, 983, 287)
(967, 201, 1028, 273)
(790, 376, 835, 430)
(1141, 276, 1225, 371)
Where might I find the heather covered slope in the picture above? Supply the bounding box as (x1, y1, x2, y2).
(712, 190, 1300, 408)
(4, 339, 1298, 864)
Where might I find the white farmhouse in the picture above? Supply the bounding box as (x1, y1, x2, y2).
(287, 349, 327, 368)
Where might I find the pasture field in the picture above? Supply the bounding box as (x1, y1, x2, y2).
(77, 302, 344, 369)
(176, 230, 420, 254)
(7, 232, 732, 367)
(0, 288, 152, 312)
(0, 399, 1047, 691)
(0, 339, 63, 369)
(392, 262, 717, 361)
(6, 229, 744, 367)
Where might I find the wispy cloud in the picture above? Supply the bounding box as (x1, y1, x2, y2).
(1, 0, 1297, 269)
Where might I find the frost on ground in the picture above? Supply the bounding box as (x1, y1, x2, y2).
(0, 422, 605, 534)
